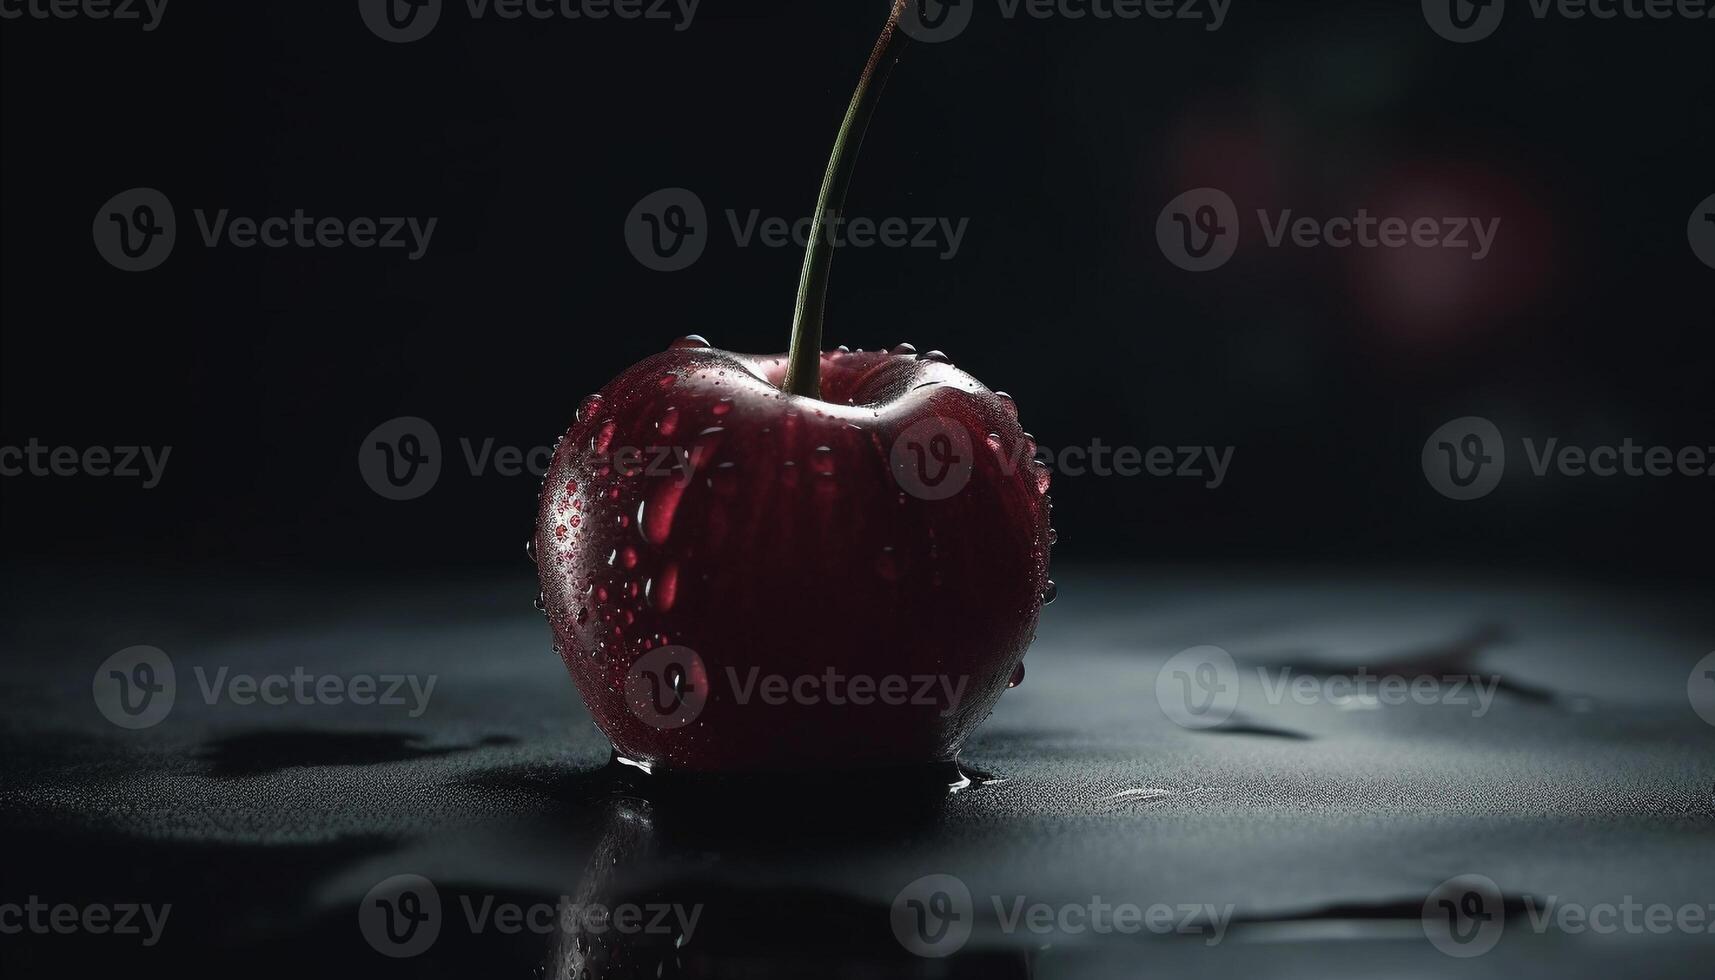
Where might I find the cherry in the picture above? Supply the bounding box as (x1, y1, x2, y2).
(532, 2, 1052, 772)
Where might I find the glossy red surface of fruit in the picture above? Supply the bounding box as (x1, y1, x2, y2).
(533, 340, 1052, 772)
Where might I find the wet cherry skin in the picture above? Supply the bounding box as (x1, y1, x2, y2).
(533, 341, 1052, 773)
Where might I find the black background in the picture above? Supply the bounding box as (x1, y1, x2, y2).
(2, 0, 1712, 578)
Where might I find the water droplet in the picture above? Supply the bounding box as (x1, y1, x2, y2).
(1047, 528, 1059, 545)
(616, 512, 630, 528)
(620, 545, 639, 569)
(836, 345, 851, 353)
(524, 538, 536, 564)
(1009, 662, 1026, 688)
(985, 433, 1003, 453)
(917, 349, 950, 363)
(1041, 580, 1058, 605)
(891, 343, 916, 355)
(643, 478, 686, 546)
(811, 445, 836, 477)
(577, 394, 604, 424)
(591, 420, 617, 454)
(1031, 459, 1052, 495)
(653, 562, 679, 612)
(670, 335, 711, 349)
(875, 546, 902, 581)
(554, 524, 568, 542)
(576, 607, 588, 625)
(533, 592, 547, 613)
(711, 399, 732, 417)
(657, 406, 680, 437)
(596, 586, 609, 602)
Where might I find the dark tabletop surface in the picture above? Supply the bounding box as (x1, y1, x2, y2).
(3, 563, 1713, 977)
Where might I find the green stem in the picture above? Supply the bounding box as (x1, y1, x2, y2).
(782, 0, 911, 400)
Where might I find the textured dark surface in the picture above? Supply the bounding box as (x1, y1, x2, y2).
(3, 564, 1713, 977)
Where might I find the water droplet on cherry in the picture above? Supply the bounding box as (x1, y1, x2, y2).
(1031, 460, 1052, 495)
(591, 420, 617, 454)
(1009, 663, 1026, 688)
(655, 406, 680, 437)
(1042, 580, 1058, 605)
(670, 335, 711, 349)
(891, 343, 917, 355)
(917, 350, 950, 363)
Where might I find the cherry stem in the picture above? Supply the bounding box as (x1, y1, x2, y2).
(782, 0, 911, 400)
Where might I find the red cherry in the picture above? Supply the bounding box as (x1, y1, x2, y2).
(534, 344, 1051, 772)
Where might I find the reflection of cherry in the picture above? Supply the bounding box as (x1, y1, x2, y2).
(532, 2, 1052, 772)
